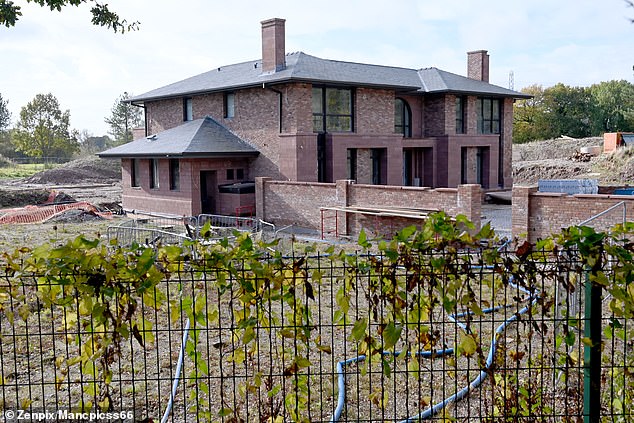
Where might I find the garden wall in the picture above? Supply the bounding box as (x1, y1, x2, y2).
(512, 186, 634, 242)
(256, 178, 481, 238)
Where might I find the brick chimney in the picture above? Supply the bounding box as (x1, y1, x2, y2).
(467, 50, 489, 82)
(261, 18, 286, 73)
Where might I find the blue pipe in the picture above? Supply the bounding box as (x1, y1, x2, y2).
(161, 318, 191, 423)
(330, 275, 538, 422)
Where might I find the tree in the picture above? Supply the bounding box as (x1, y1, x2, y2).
(104, 92, 143, 144)
(0, 93, 15, 157)
(13, 93, 79, 160)
(77, 129, 113, 155)
(0, 0, 139, 33)
(541, 83, 592, 139)
(513, 85, 549, 143)
(0, 93, 9, 131)
(589, 80, 634, 133)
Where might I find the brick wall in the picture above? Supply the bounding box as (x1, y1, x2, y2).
(512, 187, 634, 243)
(121, 157, 252, 216)
(256, 178, 481, 237)
(356, 88, 394, 134)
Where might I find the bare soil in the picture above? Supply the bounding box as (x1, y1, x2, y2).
(512, 136, 634, 185)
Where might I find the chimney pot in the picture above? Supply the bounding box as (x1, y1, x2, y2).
(467, 50, 489, 83)
(261, 18, 286, 73)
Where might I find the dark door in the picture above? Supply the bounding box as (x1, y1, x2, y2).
(200, 171, 217, 214)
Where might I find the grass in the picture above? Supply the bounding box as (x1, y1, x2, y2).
(0, 163, 57, 179)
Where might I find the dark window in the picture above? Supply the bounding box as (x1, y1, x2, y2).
(236, 168, 244, 180)
(317, 133, 327, 182)
(456, 96, 466, 134)
(224, 92, 235, 118)
(226, 169, 234, 180)
(150, 159, 159, 189)
(346, 149, 357, 181)
(169, 159, 180, 191)
(394, 98, 411, 137)
(312, 87, 353, 132)
(131, 159, 140, 187)
(183, 97, 193, 121)
(371, 148, 386, 185)
(477, 98, 500, 134)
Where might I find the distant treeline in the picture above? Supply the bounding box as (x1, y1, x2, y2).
(513, 80, 634, 143)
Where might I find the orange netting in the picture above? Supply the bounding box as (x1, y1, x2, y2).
(0, 202, 112, 224)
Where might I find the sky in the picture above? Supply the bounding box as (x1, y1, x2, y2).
(1, 0, 633, 136)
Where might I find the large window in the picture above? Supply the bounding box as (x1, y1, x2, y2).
(169, 159, 179, 191)
(312, 87, 353, 132)
(455, 96, 466, 134)
(394, 98, 411, 137)
(347, 148, 357, 181)
(183, 97, 193, 121)
(477, 98, 500, 134)
(150, 159, 159, 189)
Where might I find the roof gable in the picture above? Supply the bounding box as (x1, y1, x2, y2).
(98, 116, 259, 158)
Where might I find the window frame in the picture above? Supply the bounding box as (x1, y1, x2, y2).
(131, 158, 140, 188)
(183, 97, 193, 121)
(455, 96, 466, 134)
(224, 92, 235, 119)
(477, 97, 501, 134)
(149, 159, 160, 189)
(312, 86, 354, 133)
(394, 97, 412, 138)
(169, 159, 180, 191)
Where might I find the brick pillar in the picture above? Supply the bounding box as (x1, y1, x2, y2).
(336, 179, 352, 236)
(512, 186, 536, 242)
(457, 184, 482, 229)
(255, 177, 272, 222)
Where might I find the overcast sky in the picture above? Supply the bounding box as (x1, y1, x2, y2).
(1, 0, 633, 136)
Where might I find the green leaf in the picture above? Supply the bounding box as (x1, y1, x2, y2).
(459, 333, 478, 357)
(382, 321, 402, 350)
(351, 318, 367, 341)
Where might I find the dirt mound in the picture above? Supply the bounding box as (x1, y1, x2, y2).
(513, 137, 603, 162)
(511, 137, 615, 185)
(26, 156, 121, 184)
(513, 159, 595, 185)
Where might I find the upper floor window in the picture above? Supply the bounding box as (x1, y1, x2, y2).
(394, 98, 412, 137)
(312, 87, 353, 133)
(477, 98, 500, 134)
(224, 92, 235, 118)
(455, 96, 466, 134)
(183, 97, 193, 121)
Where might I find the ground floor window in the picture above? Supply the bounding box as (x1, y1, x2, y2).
(150, 159, 159, 189)
(169, 159, 179, 191)
(347, 149, 357, 181)
(131, 159, 140, 187)
(403, 148, 433, 187)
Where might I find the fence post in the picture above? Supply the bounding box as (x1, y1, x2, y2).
(583, 273, 602, 423)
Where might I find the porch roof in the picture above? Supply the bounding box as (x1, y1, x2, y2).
(98, 116, 259, 159)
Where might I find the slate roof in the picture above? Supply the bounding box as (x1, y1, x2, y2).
(98, 116, 259, 158)
(129, 52, 531, 103)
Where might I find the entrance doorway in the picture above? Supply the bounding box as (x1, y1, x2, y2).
(200, 171, 217, 214)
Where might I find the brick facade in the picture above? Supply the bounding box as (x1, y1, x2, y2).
(116, 20, 521, 219)
(256, 177, 481, 238)
(512, 187, 634, 243)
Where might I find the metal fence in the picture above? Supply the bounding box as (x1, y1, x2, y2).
(106, 213, 276, 248)
(0, 243, 632, 422)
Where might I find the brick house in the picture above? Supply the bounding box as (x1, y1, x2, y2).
(100, 18, 529, 217)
